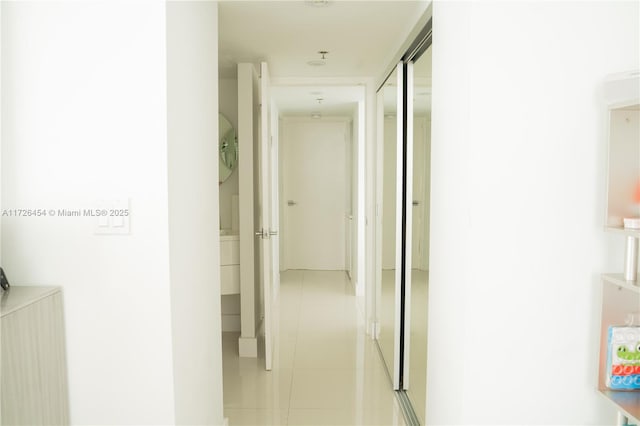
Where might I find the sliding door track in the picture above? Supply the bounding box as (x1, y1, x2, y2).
(395, 390, 420, 426)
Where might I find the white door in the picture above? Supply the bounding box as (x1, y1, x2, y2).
(282, 119, 349, 270)
(411, 117, 431, 271)
(269, 104, 281, 299)
(257, 62, 275, 371)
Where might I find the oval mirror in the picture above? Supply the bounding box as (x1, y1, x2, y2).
(219, 113, 238, 184)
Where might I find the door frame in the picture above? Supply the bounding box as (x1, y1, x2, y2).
(279, 115, 352, 271)
(237, 63, 259, 358)
(269, 77, 372, 332)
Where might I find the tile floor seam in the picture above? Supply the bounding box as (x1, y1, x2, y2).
(285, 272, 303, 424)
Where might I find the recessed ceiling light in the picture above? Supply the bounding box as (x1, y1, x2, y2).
(311, 112, 322, 119)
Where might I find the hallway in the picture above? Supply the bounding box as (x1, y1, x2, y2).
(222, 270, 405, 425)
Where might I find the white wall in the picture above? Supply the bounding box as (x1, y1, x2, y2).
(426, 1, 638, 424)
(2, 2, 225, 424)
(0, 2, 3, 265)
(1, 2, 175, 424)
(166, 2, 223, 424)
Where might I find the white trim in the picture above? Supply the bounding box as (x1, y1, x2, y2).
(402, 61, 415, 391)
(374, 87, 384, 341)
(366, 79, 378, 337)
(391, 62, 404, 390)
(356, 93, 366, 318)
(272, 76, 371, 86)
(280, 115, 353, 123)
(237, 63, 258, 355)
(238, 337, 258, 358)
(260, 61, 274, 371)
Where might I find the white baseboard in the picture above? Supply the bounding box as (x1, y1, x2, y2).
(238, 336, 258, 358)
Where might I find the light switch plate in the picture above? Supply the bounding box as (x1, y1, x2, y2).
(94, 199, 131, 235)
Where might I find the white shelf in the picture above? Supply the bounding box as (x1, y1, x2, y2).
(602, 274, 640, 294)
(606, 226, 640, 238)
(598, 389, 640, 424)
(600, 72, 640, 424)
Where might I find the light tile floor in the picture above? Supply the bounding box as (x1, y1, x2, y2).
(222, 270, 406, 426)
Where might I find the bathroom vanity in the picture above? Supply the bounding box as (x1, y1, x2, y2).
(220, 230, 240, 295)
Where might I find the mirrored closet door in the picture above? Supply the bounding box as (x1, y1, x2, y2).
(405, 41, 432, 425)
(377, 63, 404, 390)
(375, 16, 432, 424)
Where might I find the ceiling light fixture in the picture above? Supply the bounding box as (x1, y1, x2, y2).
(305, 0, 331, 7)
(316, 98, 324, 104)
(311, 112, 322, 119)
(307, 51, 329, 67)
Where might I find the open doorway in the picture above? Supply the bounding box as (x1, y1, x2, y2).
(273, 84, 365, 306)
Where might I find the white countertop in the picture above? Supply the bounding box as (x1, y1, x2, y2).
(220, 229, 239, 241)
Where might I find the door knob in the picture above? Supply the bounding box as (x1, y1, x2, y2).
(255, 229, 270, 239)
(269, 230, 278, 236)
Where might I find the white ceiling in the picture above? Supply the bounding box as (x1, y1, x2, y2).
(218, 0, 430, 116)
(271, 85, 364, 116)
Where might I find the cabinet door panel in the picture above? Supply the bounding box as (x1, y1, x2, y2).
(1, 290, 69, 425)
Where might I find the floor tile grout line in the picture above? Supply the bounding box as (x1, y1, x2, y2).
(284, 271, 304, 423)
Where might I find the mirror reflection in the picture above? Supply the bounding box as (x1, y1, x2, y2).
(407, 46, 432, 424)
(378, 64, 402, 388)
(219, 113, 238, 184)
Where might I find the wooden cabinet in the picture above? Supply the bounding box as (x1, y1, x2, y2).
(1, 287, 70, 425)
